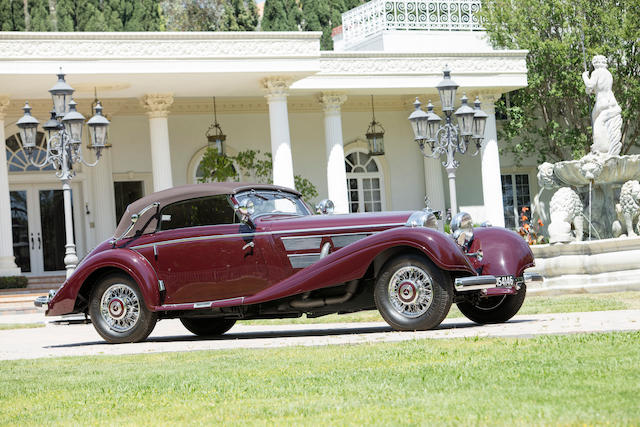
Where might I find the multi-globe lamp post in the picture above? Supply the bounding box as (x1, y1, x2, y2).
(408, 69, 488, 216)
(16, 73, 111, 278)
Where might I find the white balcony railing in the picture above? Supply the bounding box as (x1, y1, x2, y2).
(341, 0, 484, 47)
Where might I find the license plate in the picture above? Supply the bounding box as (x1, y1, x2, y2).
(496, 275, 514, 287)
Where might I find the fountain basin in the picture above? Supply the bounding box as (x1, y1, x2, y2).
(526, 236, 640, 295)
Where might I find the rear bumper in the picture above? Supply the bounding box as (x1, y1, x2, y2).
(455, 272, 544, 293)
(34, 290, 56, 310)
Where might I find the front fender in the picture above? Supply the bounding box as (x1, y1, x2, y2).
(469, 227, 535, 277)
(46, 248, 160, 316)
(243, 227, 475, 305)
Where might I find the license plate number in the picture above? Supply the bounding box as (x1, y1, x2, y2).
(496, 275, 514, 287)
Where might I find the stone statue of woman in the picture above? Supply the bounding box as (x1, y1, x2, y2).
(582, 55, 622, 156)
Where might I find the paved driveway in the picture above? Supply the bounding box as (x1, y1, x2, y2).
(1, 310, 639, 361)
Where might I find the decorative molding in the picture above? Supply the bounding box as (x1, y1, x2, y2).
(319, 92, 347, 114)
(0, 96, 10, 120)
(0, 33, 320, 59)
(141, 94, 174, 118)
(319, 54, 527, 75)
(262, 77, 293, 102)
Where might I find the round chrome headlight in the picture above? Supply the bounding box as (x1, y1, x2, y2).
(315, 199, 335, 215)
(450, 211, 474, 246)
(406, 210, 438, 229)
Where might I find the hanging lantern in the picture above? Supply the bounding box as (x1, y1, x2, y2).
(205, 96, 226, 155)
(366, 95, 385, 156)
(16, 102, 40, 153)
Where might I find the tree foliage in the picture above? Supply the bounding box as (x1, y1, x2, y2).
(0, 0, 164, 31)
(481, 0, 640, 163)
(198, 147, 319, 202)
(163, 0, 257, 31)
(261, 0, 301, 31)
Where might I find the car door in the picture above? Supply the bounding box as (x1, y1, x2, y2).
(142, 195, 270, 304)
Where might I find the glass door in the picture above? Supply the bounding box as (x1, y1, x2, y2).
(9, 184, 79, 274)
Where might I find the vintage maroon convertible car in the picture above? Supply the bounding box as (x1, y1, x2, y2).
(38, 183, 542, 343)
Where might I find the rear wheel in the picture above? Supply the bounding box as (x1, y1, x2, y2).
(456, 285, 527, 324)
(88, 274, 157, 344)
(180, 318, 236, 337)
(374, 254, 453, 331)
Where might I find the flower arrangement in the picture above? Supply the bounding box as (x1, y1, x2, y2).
(517, 206, 546, 245)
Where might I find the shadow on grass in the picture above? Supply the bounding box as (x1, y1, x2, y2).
(45, 318, 534, 348)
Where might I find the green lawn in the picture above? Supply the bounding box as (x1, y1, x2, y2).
(0, 332, 638, 425)
(245, 291, 640, 325)
(0, 323, 44, 330)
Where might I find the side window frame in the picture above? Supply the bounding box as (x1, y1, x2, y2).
(156, 195, 236, 232)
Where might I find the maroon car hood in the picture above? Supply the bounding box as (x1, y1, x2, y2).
(255, 211, 413, 233)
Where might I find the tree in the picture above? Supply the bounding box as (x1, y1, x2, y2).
(162, 0, 225, 31)
(198, 148, 319, 202)
(0, 0, 27, 30)
(480, 0, 640, 164)
(219, 0, 258, 31)
(28, 0, 51, 30)
(261, 0, 301, 31)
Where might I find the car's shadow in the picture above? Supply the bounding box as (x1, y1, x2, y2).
(46, 318, 533, 349)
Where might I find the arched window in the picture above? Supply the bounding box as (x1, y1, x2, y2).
(5, 132, 54, 172)
(345, 150, 385, 212)
(188, 146, 238, 184)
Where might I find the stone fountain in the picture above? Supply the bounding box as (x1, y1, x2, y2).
(536, 55, 640, 243)
(527, 55, 640, 296)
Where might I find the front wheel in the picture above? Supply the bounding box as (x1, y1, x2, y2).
(88, 274, 157, 344)
(180, 318, 236, 337)
(456, 285, 527, 324)
(374, 254, 453, 331)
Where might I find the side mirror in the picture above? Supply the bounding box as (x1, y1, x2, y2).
(315, 199, 335, 215)
(235, 199, 255, 226)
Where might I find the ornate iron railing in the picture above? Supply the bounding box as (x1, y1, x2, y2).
(342, 0, 484, 47)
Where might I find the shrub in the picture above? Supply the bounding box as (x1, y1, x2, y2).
(0, 276, 28, 289)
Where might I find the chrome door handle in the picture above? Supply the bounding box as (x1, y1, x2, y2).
(30, 233, 34, 250)
(37, 233, 41, 250)
(242, 241, 254, 251)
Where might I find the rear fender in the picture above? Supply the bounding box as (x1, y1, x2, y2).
(243, 227, 475, 305)
(469, 227, 535, 277)
(46, 249, 160, 316)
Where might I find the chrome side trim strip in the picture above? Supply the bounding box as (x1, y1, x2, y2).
(287, 253, 321, 269)
(131, 222, 404, 250)
(332, 233, 370, 248)
(158, 296, 246, 311)
(282, 236, 322, 251)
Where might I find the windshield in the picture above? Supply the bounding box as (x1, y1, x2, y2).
(235, 190, 311, 218)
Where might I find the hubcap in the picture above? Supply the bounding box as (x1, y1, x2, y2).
(388, 266, 433, 318)
(100, 284, 140, 332)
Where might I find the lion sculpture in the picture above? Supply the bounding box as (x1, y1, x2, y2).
(548, 187, 584, 243)
(612, 180, 640, 237)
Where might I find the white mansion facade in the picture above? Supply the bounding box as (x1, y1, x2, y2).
(0, 0, 530, 277)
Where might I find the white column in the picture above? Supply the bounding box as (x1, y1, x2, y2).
(0, 96, 20, 276)
(320, 92, 349, 214)
(91, 149, 117, 240)
(262, 77, 295, 189)
(423, 156, 446, 214)
(141, 94, 174, 192)
(480, 95, 505, 227)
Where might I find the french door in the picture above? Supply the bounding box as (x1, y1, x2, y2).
(9, 183, 82, 275)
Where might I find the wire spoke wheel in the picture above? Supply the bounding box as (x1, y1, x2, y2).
(387, 266, 433, 318)
(99, 283, 141, 333)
